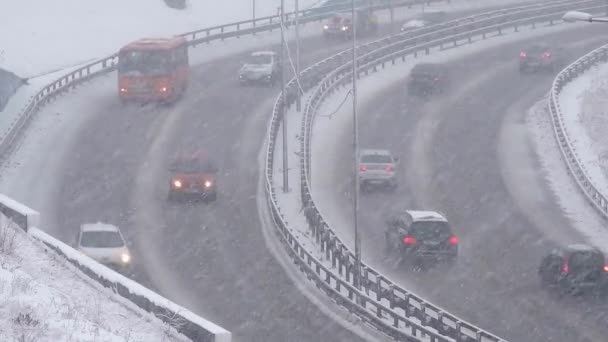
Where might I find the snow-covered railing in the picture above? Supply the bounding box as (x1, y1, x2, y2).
(265, 1, 606, 341)
(549, 44, 608, 219)
(0, 0, 457, 165)
(0, 194, 231, 342)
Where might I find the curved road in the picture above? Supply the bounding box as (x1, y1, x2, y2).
(322, 26, 608, 341)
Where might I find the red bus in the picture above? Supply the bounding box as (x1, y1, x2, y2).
(118, 37, 189, 103)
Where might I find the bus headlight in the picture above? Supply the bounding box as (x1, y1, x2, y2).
(204, 180, 212, 188)
(173, 179, 182, 188)
(160, 86, 168, 92)
(120, 87, 127, 93)
(121, 253, 131, 264)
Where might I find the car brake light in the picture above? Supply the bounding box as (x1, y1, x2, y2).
(562, 263, 569, 273)
(385, 165, 392, 172)
(403, 236, 417, 244)
(448, 236, 458, 245)
(604, 264, 608, 272)
(359, 165, 367, 172)
(519, 52, 527, 58)
(542, 52, 551, 59)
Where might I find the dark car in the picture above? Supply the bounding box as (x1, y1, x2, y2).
(407, 63, 450, 96)
(519, 43, 566, 73)
(323, 10, 377, 39)
(384, 210, 458, 264)
(538, 244, 608, 295)
(168, 153, 218, 202)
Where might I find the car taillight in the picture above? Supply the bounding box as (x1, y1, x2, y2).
(385, 165, 392, 172)
(562, 263, 569, 273)
(359, 165, 367, 172)
(604, 264, 608, 272)
(403, 236, 417, 244)
(542, 52, 551, 59)
(519, 52, 527, 58)
(448, 236, 458, 245)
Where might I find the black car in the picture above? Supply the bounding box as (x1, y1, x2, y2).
(519, 43, 566, 73)
(384, 210, 458, 264)
(538, 244, 608, 295)
(407, 63, 450, 96)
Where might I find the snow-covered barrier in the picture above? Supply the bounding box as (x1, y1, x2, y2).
(0, 193, 39, 232)
(264, 1, 607, 341)
(0, 194, 231, 342)
(549, 43, 608, 219)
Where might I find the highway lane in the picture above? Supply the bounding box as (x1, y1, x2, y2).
(324, 25, 608, 341)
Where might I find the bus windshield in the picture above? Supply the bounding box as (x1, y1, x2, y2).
(118, 50, 171, 75)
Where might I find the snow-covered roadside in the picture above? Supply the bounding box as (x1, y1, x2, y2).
(0, 213, 189, 342)
(556, 62, 608, 197)
(528, 98, 608, 255)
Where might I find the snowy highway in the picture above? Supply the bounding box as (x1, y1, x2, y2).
(3, 1, 607, 341)
(315, 25, 608, 341)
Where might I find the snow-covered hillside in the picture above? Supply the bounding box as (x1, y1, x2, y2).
(0, 213, 189, 342)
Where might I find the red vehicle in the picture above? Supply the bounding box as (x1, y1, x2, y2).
(118, 37, 189, 103)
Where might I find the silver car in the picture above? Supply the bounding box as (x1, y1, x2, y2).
(358, 149, 399, 191)
(76, 222, 132, 271)
(239, 51, 280, 85)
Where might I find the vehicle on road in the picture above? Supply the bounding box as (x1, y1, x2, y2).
(384, 210, 458, 264)
(239, 51, 280, 86)
(76, 223, 132, 272)
(400, 11, 448, 31)
(323, 10, 378, 39)
(519, 43, 566, 73)
(358, 149, 398, 192)
(118, 36, 189, 103)
(168, 153, 218, 202)
(407, 63, 450, 96)
(538, 244, 608, 295)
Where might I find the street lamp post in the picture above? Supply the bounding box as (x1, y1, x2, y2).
(351, 0, 362, 293)
(280, 0, 289, 193)
(295, 0, 302, 112)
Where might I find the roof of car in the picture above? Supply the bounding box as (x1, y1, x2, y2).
(80, 222, 120, 232)
(252, 51, 275, 57)
(406, 210, 447, 222)
(411, 63, 447, 74)
(360, 148, 391, 156)
(566, 244, 600, 252)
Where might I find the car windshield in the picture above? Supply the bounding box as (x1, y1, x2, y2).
(118, 50, 171, 75)
(410, 221, 451, 240)
(171, 158, 217, 173)
(248, 55, 271, 65)
(80, 231, 124, 248)
(361, 154, 392, 163)
(527, 45, 550, 53)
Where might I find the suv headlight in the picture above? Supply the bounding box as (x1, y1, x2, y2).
(121, 253, 131, 264)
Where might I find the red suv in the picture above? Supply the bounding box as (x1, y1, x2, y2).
(168, 154, 218, 202)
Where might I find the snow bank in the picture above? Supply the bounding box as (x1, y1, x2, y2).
(0, 213, 191, 342)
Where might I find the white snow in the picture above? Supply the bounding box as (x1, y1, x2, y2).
(0, 213, 191, 342)
(530, 60, 608, 254)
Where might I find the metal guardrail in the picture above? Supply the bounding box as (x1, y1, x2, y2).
(549, 44, 608, 218)
(0, 0, 457, 165)
(265, 1, 607, 341)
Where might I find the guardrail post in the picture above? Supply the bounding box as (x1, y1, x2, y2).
(236, 23, 240, 37)
(220, 26, 225, 40)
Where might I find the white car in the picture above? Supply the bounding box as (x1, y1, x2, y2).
(358, 149, 399, 191)
(239, 51, 280, 85)
(76, 222, 131, 270)
(400, 11, 447, 31)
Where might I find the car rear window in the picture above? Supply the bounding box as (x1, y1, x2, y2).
(361, 154, 392, 163)
(172, 159, 217, 173)
(569, 251, 603, 271)
(410, 221, 451, 240)
(80, 231, 124, 248)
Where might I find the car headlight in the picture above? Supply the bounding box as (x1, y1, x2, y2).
(204, 180, 212, 188)
(342, 26, 348, 31)
(173, 179, 182, 188)
(160, 86, 168, 92)
(120, 87, 127, 93)
(323, 25, 329, 30)
(121, 253, 131, 264)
